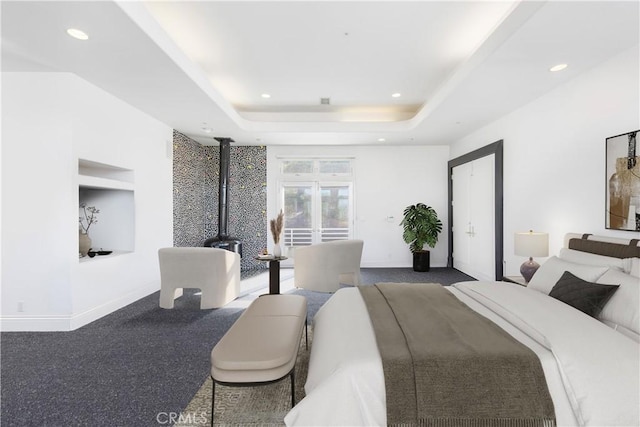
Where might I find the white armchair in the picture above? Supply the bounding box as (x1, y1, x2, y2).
(294, 240, 364, 293)
(158, 247, 241, 309)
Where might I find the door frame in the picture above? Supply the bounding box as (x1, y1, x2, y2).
(447, 140, 504, 280)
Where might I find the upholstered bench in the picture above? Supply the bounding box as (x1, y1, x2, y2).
(210, 294, 308, 425)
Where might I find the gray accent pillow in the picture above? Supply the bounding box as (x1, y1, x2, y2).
(549, 271, 619, 318)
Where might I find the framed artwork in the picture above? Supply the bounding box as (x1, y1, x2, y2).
(606, 129, 639, 231)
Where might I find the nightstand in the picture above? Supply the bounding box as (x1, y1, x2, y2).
(503, 275, 527, 286)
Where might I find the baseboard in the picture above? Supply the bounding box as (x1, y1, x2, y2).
(69, 281, 160, 330)
(1, 281, 159, 332)
(0, 315, 75, 332)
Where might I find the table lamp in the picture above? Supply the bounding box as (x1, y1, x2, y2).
(514, 231, 549, 283)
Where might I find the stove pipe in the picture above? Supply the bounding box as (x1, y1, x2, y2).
(203, 137, 242, 256)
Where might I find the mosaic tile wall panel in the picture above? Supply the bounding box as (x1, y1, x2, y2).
(173, 131, 206, 247)
(173, 131, 267, 271)
(203, 145, 268, 271)
(231, 145, 268, 270)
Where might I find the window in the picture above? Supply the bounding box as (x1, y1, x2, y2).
(278, 158, 354, 246)
(281, 160, 314, 175)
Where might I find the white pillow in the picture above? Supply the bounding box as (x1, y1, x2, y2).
(528, 256, 610, 294)
(597, 269, 640, 336)
(558, 248, 625, 271)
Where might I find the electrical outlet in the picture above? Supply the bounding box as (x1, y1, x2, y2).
(17, 301, 24, 312)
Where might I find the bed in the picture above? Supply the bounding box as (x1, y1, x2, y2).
(284, 233, 640, 427)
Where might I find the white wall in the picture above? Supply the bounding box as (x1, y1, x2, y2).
(267, 145, 450, 268)
(450, 47, 640, 276)
(2, 73, 75, 319)
(1, 72, 173, 331)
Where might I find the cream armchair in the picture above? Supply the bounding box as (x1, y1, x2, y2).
(294, 239, 364, 293)
(158, 247, 241, 309)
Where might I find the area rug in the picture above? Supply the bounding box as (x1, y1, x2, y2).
(176, 333, 311, 427)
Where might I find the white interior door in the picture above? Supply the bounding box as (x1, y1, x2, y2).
(452, 154, 495, 281)
(453, 162, 473, 272)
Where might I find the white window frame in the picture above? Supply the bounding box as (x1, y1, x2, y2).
(277, 157, 355, 248)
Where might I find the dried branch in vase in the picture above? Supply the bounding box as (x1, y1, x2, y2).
(270, 210, 284, 244)
(79, 203, 100, 234)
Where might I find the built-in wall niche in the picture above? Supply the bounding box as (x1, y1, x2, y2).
(78, 159, 134, 190)
(78, 159, 135, 261)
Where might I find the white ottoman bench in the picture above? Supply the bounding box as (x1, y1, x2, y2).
(210, 294, 308, 425)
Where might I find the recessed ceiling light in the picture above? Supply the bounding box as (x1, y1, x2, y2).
(66, 28, 89, 40)
(549, 63, 568, 72)
(378, 138, 386, 142)
(261, 93, 271, 99)
(391, 93, 401, 98)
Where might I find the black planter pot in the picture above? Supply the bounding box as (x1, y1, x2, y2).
(412, 250, 430, 272)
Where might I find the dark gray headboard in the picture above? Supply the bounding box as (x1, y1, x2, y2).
(565, 233, 640, 259)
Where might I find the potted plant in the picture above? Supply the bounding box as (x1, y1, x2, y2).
(400, 203, 442, 272)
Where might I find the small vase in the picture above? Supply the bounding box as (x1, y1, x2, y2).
(79, 231, 91, 257)
(273, 243, 282, 258)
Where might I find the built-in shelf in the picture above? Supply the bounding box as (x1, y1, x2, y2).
(78, 159, 134, 183)
(78, 159, 135, 259)
(78, 250, 133, 263)
(78, 175, 134, 191)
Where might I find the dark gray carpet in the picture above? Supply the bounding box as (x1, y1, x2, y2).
(0, 267, 474, 426)
(359, 267, 475, 286)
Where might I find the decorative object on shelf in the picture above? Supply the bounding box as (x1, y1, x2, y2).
(514, 230, 549, 283)
(606, 129, 640, 231)
(79, 230, 92, 257)
(79, 203, 99, 257)
(400, 203, 443, 272)
(87, 249, 113, 257)
(270, 209, 284, 257)
(79, 203, 100, 233)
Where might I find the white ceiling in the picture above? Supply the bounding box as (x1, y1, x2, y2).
(2, 1, 638, 146)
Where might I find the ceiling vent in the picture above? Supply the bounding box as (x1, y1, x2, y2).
(320, 97, 330, 105)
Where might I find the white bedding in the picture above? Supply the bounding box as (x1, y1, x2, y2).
(284, 282, 640, 427)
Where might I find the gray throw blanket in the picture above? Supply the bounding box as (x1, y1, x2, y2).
(359, 283, 556, 427)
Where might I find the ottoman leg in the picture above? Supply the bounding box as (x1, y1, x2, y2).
(290, 370, 295, 407)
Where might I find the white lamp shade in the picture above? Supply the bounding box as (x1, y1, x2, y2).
(514, 231, 549, 257)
